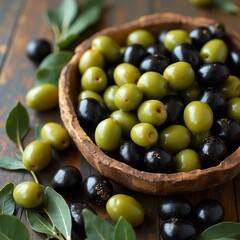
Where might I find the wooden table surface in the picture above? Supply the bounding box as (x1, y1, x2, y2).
(0, 0, 239, 239)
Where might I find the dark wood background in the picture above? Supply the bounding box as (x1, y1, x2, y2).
(0, 0, 239, 239)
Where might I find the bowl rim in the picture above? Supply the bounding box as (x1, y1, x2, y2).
(59, 12, 240, 195)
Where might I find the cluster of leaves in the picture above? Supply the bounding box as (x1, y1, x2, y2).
(213, 0, 240, 14)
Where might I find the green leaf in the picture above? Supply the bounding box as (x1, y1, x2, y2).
(114, 217, 137, 240)
(26, 209, 57, 237)
(213, 0, 240, 14)
(35, 51, 73, 85)
(34, 124, 42, 140)
(43, 0, 78, 30)
(44, 187, 72, 240)
(5, 102, 29, 145)
(0, 157, 25, 170)
(82, 208, 114, 240)
(57, 0, 103, 49)
(0, 183, 15, 215)
(197, 222, 240, 240)
(0, 214, 30, 240)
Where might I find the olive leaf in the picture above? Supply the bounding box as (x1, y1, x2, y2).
(34, 124, 42, 140)
(197, 221, 240, 240)
(213, 0, 240, 15)
(0, 157, 25, 170)
(44, 187, 72, 240)
(26, 209, 57, 237)
(57, 0, 104, 49)
(0, 183, 15, 215)
(114, 217, 137, 240)
(82, 208, 114, 240)
(5, 102, 29, 146)
(0, 214, 30, 240)
(35, 51, 73, 85)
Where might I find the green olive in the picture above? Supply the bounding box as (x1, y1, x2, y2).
(163, 62, 195, 91)
(137, 71, 168, 100)
(190, 131, 211, 150)
(106, 194, 144, 227)
(126, 29, 155, 48)
(200, 39, 228, 63)
(164, 29, 192, 52)
(175, 149, 201, 172)
(41, 122, 70, 150)
(77, 90, 104, 103)
(103, 85, 119, 111)
(91, 35, 121, 63)
(183, 101, 213, 133)
(113, 63, 141, 86)
(180, 81, 202, 102)
(110, 110, 139, 137)
(78, 48, 105, 74)
(220, 75, 240, 99)
(227, 97, 240, 122)
(95, 118, 122, 152)
(22, 140, 52, 172)
(26, 84, 58, 111)
(81, 66, 108, 92)
(13, 182, 44, 208)
(130, 122, 158, 147)
(159, 125, 191, 153)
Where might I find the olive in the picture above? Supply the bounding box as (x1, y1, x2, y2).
(189, 26, 213, 50)
(197, 89, 227, 115)
(69, 202, 96, 235)
(78, 48, 105, 74)
(158, 195, 193, 220)
(160, 218, 197, 240)
(51, 166, 82, 196)
(131, 122, 158, 148)
(208, 22, 226, 39)
(144, 146, 175, 173)
(198, 136, 227, 168)
(126, 29, 155, 49)
(22, 140, 52, 172)
(226, 49, 240, 77)
(159, 125, 191, 153)
(163, 62, 195, 91)
(156, 29, 169, 45)
(26, 39, 52, 64)
(103, 85, 119, 111)
(146, 44, 167, 56)
(227, 97, 240, 122)
(117, 139, 145, 169)
(13, 181, 44, 208)
(91, 35, 121, 63)
(123, 44, 147, 66)
(26, 84, 58, 111)
(76, 98, 108, 130)
(77, 90, 104, 104)
(95, 118, 122, 152)
(139, 54, 170, 74)
(171, 43, 202, 69)
(180, 81, 202, 103)
(196, 62, 230, 88)
(82, 174, 113, 206)
(183, 101, 213, 133)
(41, 122, 70, 151)
(220, 75, 240, 99)
(200, 39, 228, 63)
(189, 0, 214, 7)
(106, 194, 144, 227)
(175, 149, 201, 172)
(211, 117, 240, 144)
(194, 198, 224, 229)
(162, 95, 186, 126)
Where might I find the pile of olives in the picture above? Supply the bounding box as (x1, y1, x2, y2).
(76, 22, 240, 174)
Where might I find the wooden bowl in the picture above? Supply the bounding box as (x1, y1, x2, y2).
(59, 13, 240, 195)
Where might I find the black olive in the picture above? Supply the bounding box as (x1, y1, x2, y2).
(123, 44, 147, 66)
(160, 218, 197, 240)
(51, 166, 82, 196)
(171, 43, 202, 70)
(146, 43, 167, 56)
(194, 198, 224, 230)
(208, 22, 226, 39)
(144, 146, 175, 173)
(76, 98, 108, 130)
(158, 195, 193, 220)
(196, 62, 230, 88)
(198, 136, 227, 168)
(139, 54, 170, 74)
(82, 174, 113, 206)
(226, 49, 240, 77)
(26, 39, 52, 64)
(189, 26, 213, 50)
(118, 139, 145, 169)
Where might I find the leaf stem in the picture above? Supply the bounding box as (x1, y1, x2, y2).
(30, 171, 39, 184)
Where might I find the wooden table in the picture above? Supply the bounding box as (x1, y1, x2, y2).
(0, 0, 239, 239)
